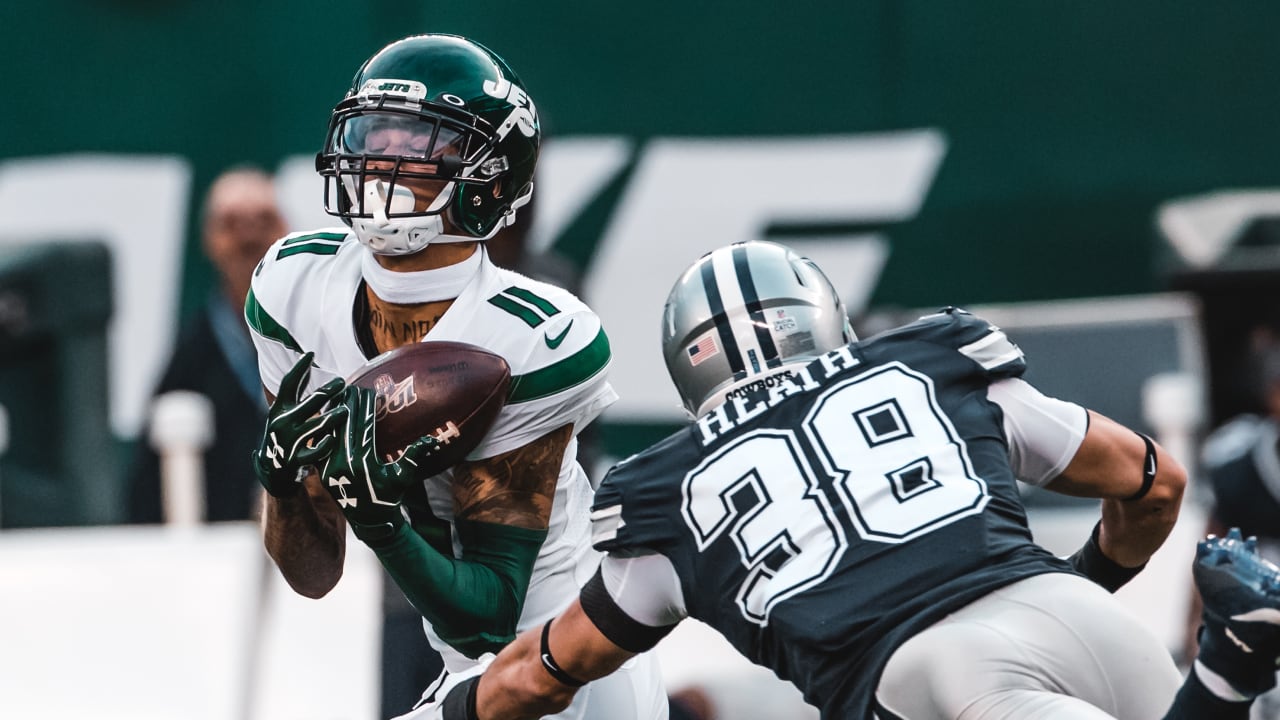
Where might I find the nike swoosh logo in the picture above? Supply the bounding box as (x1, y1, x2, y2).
(544, 320, 573, 349)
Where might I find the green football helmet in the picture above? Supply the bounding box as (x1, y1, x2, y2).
(316, 34, 541, 254)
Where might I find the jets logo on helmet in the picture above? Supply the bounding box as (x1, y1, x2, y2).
(357, 79, 429, 103)
(483, 75, 538, 140)
(315, 34, 542, 255)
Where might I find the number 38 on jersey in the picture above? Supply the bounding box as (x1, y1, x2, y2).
(681, 362, 989, 624)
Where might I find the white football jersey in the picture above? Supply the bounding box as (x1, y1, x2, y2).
(246, 228, 616, 670)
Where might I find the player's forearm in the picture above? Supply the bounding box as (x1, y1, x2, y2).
(1097, 443, 1186, 568)
(474, 630, 577, 720)
(262, 478, 346, 598)
(1098, 486, 1184, 568)
(372, 518, 546, 657)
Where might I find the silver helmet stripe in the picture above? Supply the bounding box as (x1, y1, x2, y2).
(707, 246, 768, 378)
(698, 257, 746, 380)
(731, 243, 782, 370)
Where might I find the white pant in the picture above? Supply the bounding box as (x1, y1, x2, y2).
(876, 572, 1182, 720)
(394, 649, 668, 720)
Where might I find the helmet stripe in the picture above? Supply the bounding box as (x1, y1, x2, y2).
(708, 248, 766, 378)
(699, 259, 747, 380)
(732, 244, 782, 369)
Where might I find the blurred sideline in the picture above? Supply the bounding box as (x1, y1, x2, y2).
(0, 293, 1211, 717)
(0, 502, 1209, 719)
(3, 150, 1269, 717)
(0, 522, 383, 720)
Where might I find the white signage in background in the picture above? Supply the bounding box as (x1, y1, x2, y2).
(0, 132, 942, 442)
(273, 136, 638, 254)
(523, 136, 635, 255)
(0, 155, 191, 439)
(0, 523, 384, 720)
(585, 130, 946, 421)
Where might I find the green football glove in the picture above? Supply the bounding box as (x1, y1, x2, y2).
(320, 384, 442, 546)
(252, 351, 348, 498)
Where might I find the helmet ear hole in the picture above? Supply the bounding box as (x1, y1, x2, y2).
(438, 155, 463, 176)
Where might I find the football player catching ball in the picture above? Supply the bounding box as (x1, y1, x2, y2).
(245, 34, 664, 720)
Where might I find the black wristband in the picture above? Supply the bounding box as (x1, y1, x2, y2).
(1068, 521, 1145, 593)
(440, 674, 480, 720)
(1124, 431, 1157, 501)
(539, 620, 587, 687)
(349, 517, 405, 549)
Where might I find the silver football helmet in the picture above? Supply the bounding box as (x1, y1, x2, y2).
(662, 241, 856, 417)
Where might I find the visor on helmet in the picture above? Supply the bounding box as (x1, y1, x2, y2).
(338, 112, 467, 160)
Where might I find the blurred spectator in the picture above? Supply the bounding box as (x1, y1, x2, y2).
(1184, 329, 1280, 718)
(126, 166, 285, 524)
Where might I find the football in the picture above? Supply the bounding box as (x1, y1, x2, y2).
(346, 340, 511, 476)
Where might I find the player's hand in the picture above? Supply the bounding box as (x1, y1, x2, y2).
(252, 351, 348, 498)
(320, 384, 441, 545)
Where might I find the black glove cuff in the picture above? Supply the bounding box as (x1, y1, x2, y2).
(440, 675, 481, 720)
(1068, 521, 1145, 593)
(252, 451, 304, 498)
(349, 516, 407, 549)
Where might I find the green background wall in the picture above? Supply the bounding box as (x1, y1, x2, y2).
(2, 2, 1278, 523)
(6, 1, 1278, 315)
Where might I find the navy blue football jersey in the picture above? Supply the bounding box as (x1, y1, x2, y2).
(591, 308, 1075, 718)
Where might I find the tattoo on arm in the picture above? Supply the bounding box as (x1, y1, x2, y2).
(452, 424, 574, 529)
(262, 470, 347, 598)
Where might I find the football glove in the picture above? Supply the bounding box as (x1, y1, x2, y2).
(319, 384, 442, 546)
(252, 351, 348, 498)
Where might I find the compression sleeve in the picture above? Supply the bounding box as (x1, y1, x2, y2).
(580, 559, 682, 653)
(597, 552, 688, 626)
(367, 518, 548, 658)
(987, 377, 1088, 487)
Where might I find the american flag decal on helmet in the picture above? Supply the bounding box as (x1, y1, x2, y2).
(688, 334, 720, 366)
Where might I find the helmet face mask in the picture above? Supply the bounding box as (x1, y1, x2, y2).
(661, 241, 856, 418)
(316, 35, 540, 255)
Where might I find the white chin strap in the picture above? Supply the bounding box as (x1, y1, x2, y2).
(350, 178, 479, 255)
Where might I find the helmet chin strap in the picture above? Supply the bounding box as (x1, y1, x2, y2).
(348, 178, 519, 254)
(351, 179, 450, 255)
(368, 178, 413, 224)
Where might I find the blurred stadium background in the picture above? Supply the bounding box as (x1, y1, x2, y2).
(2, 2, 1280, 718)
